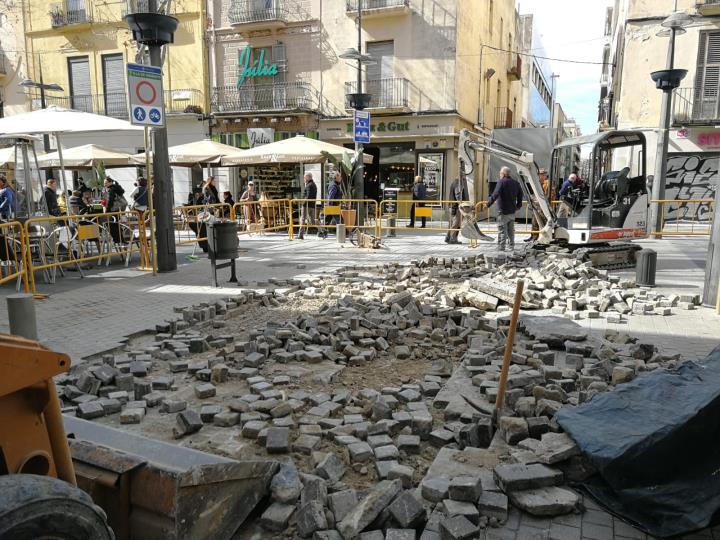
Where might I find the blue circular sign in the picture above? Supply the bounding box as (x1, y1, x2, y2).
(133, 107, 146, 121)
(149, 108, 162, 123)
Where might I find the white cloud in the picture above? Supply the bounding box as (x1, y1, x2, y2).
(517, 0, 613, 135)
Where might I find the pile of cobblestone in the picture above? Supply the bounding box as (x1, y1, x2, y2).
(55, 249, 698, 539)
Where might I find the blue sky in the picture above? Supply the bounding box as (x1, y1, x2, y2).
(516, 0, 613, 136)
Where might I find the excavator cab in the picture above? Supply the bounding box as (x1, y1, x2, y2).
(551, 130, 649, 244)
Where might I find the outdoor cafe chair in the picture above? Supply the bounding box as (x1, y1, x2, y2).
(0, 234, 25, 291)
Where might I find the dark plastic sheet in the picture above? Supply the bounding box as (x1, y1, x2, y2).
(556, 346, 720, 538)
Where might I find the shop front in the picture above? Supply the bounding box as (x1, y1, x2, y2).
(320, 114, 465, 219)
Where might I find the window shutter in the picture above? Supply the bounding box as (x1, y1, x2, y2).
(272, 43, 287, 108)
(694, 31, 720, 119)
(68, 56, 92, 113)
(102, 54, 127, 118)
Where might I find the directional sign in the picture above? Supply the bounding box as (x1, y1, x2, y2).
(353, 110, 370, 144)
(127, 63, 165, 127)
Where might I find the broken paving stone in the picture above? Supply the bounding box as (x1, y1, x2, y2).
(348, 442, 373, 463)
(174, 409, 203, 439)
(119, 408, 145, 424)
(438, 515, 478, 540)
(260, 502, 296, 532)
(388, 490, 427, 528)
(422, 477, 450, 503)
(493, 463, 563, 492)
(266, 427, 290, 453)
(476, 491, 508, 522)
(271, 463, 303, 503)
(296, 501, 328, 538)
(430, 428, 455, 448)
(509, 486, 580, 516)
(301, 474, 328, 506)
(241, 420, 267, 439)
(385, 530, 416, 540)
(293, 434, 322, 455)
(213, 411, 240, 427)
(374, 445, 400, 461)
(200, 404, 223, 423)
(498, 416, 528, 445)
(533, 432, 580, 465)
(328, 489, 358, 522)
(76, 401, 105, 420)
(387, 464, 414, 489)
(315, 453, 346, 484)
(448, 476, 482, 502)
(194, 383, 217, 399)
(441, 499, 479, 524)
(337, 479, 402, 540)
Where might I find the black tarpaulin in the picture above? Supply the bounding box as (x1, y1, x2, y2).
(556, 346, 720, 538)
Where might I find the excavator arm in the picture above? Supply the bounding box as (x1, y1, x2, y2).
(459, 128, 559, 244)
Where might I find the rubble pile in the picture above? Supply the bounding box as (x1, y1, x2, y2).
(55, 249, 700, 539)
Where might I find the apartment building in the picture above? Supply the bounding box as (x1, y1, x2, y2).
(208, 0, 523, 202)
(0, 1, 27, 118)
(518, 14, 554, 129)
(601, 0, 720, 206)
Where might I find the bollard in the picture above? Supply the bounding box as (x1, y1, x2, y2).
(337, 223, 346, 243)
(636, 249, 657, 287)
(6, 293, 38, 340)
(388, 217, 396, 238)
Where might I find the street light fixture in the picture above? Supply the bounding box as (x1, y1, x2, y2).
(648, 10, 694, 238)
(19, 76, 64, 155)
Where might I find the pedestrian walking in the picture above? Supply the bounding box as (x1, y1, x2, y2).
(408, 175, 428, 228)
(240, 181, 259, 224)
(222, 191, 235, 218)
(445, 177, 466, 244)
(527, 167, 549, 241)
(487, 166, 523, 252)
(44, 178, 61, 216)
(202, 176, 219, 205)
(0, 175, 17, 220)
(299, 172, 317, 239)
(325, 171, 342, 228)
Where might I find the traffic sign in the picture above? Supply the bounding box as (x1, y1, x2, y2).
(127, 63, 165, 127)
(353, 110, 370, 144)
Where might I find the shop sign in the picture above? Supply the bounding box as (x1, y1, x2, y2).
(697, 132, 720, 148)
(247, 128, 275, 148)
(237, 46, 279, 89)
(345, 121, 410, 133)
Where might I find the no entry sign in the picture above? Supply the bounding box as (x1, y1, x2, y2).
(127, 63, 165, 127)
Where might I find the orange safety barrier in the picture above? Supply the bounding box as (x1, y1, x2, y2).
(0, 221, 29, 292)
(23, 211, 149, 295)
(289, 199, 378, 240)
(378, 199, 471, 237)
(653, 199, 714, 238)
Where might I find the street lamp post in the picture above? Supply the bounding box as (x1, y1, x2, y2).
(19, 65, 64, 156)
(648, 11, 693, 237)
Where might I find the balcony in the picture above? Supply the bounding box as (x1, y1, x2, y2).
(228, 1, 290, 31)
(494, 107, 514, 129)
(211, 82, 319, 114)
(344, 78, 410, 111)
(346, 0, 411, 19)
(697, 0, 720, 16)
(672, 87, 720, 126)
(507, 53, 521, 81)
(31, 89, 204, 118)
(49, 2, 92, 27)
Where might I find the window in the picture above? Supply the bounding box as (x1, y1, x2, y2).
(694, 31, 720, 119)
(102, 53, 126, 118)
(367, 41, 394, 81)
(68, 56, 91, 113)
(488, 0, 494, 38)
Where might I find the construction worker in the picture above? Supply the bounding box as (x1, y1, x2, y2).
(558, 173, 581, 218)
(487, 166, 523, 252)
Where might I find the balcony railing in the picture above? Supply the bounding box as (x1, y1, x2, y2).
(494, 107, 513, 129)
(507, 53, 521, 81)
(50, 2, 91, 26)
(697, 0, 720, 14)
(345, 78, 409, 109)
(673, 87, 720, 125)
(229, 1, 290, 26)
(211, 82, 319, 114)
(122, 0, 176, 17)
(346, 0, 410, 16)
(31, 89, 204, 118)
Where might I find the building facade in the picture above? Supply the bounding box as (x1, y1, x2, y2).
(518, 14, 554, 129)
(209, 0, 523, 203)
(0, 0, 28, 118)
(601, 0, 719, 211)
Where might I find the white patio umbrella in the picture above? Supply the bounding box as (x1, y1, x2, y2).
(37, 144, 135, 169)
(0, 106, 142, 206)
(131, 139, 243, 167)
(221, 135, 373, 166)
(0, 147, 15, 168)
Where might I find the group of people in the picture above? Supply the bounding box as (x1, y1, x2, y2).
(186, 176, 261, 223)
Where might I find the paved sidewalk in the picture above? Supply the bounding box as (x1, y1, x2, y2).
(0, 233, 717, 364)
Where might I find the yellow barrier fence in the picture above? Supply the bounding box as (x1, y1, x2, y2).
(379, 199, 470, 237)
(289, 199, 378, 240)
(0, 221, 29, 292)
(24, 211, 149, 295)
(233, 199, 292, 236)
(173, 203, 232, 247)
(653, 199, 714, 238)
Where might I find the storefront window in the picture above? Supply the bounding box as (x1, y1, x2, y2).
(417, 152, 444, 201)
(377, 143, 415, 191)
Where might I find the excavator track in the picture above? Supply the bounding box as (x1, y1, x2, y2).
(574, 243, 641, 270)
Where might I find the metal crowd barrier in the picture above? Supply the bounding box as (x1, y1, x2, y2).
(289, 199, 378, 240)
(653, 199, 714, 238)
(0, 221, 29, 292)
(173, 203, 232, 247)
(23, 211, 149, 295)
(233, 199, 292, 236)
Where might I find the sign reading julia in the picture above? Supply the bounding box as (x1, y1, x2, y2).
(247, 128, 275, 148)
(237, 46, 278, 89)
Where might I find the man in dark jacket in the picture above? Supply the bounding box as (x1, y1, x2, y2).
(408, 175, 428, 228)
(487, 166, 523, 251)
(325, 171, 342, 227)
(103, 177, 126, 213)
(299, 172, 317, 239)
(44, 178, 61, 216)
(445, 177, 466, 244)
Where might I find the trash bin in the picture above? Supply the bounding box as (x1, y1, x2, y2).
(636, 248, 657, 287)
(207, 221, 239, 260)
